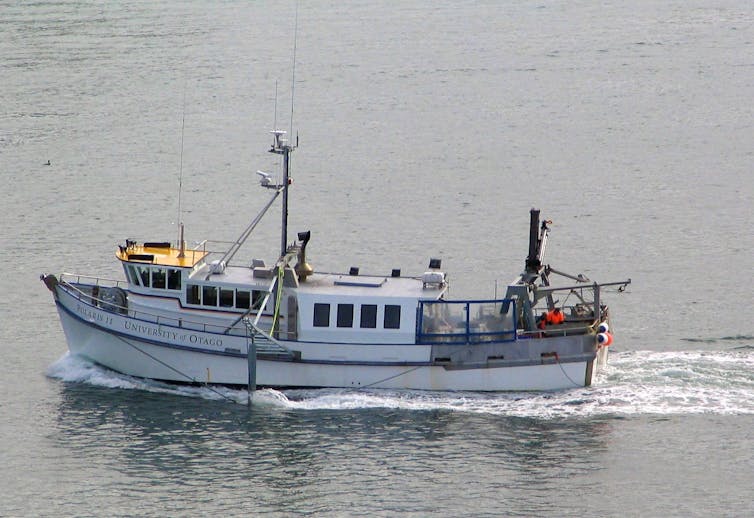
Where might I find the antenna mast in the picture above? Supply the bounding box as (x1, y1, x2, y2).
(269, 131, 293, 257)
(177, 88, 187, 257)
(267, 2, 299, 258)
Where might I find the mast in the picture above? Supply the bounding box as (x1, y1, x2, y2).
(270, 0, 299, 259)
(269, 130, 294, 257)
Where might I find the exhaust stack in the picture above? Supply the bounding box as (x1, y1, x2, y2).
(295, 230, 314, 282)
(524, 208, 551, 276)
(525, 209, 541, 274)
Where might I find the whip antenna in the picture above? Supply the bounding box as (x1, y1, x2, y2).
(177, 85, 187, 257)
(289, 0, 298, 137)
(273, 80, 278, 136)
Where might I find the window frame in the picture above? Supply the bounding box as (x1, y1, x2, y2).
(151, 268, 166, 289)
(236, 290, 251, 310)
(337, 303, 354, 328)
(252, 290, 266, 310)
(167, 269, 182, 290)
(360, 304, 377, 329)
(137, 266, 151, 287)
(186, 284, 200, 305)
(202, 285, 218, 307)
(126, 265, 141, 286)
(313, 303, 330, 327)
(219, 287, 235, 308)
(384, 304, 401, 329)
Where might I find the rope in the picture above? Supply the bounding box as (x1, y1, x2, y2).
(113, 334, 237, 403)
(552, 352, 583, 388)
(356, 339, 480, 391)
(357, 365, 424, 390)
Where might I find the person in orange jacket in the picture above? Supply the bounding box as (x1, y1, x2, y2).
(545, 307, 565, 325)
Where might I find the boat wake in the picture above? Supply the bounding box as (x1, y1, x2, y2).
(47, 349, 754, 418)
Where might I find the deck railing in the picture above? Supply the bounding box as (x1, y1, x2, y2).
(58, 275, 253, 336)
(60, 272, 129, 289)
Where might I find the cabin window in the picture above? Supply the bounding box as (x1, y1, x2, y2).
(384, 305, 401, 329)
(152, 269, 166, 289)
(337, 304, 354, 328)
(313, 303, 330, 327)
(167, 269, 181, 290)
(236, 290, 251, 310)
(202, 286, 218, 306)
(360, 304, 377, 328)
(137, 266, 151, 287)
(252, 290, 266, 309)
(219, 288, 234, 308)
(186, 284, 200, 305)
(126, 265, 140, 286)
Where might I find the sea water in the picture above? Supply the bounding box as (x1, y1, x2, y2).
(2, 1, 753, 516)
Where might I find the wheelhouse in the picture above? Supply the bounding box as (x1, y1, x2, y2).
(116, 240, 274, 315)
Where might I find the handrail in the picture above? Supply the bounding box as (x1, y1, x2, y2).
(60, 272, 129, 289)
(419, 330, 516, 344)
(518, 323, 594, 337)
(242, 317, 295, 356)
(533, 279, 631, 296)
(59, 278, 129, 314)
(58, 279, 250, 336)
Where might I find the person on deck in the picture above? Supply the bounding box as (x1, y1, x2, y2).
(537, 312, 547, 330)
(545, 307, 565, 325)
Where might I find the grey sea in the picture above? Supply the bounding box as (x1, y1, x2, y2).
(2, 1, 753, 516)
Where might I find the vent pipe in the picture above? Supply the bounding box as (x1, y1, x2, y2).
(295, 230, 314, 281)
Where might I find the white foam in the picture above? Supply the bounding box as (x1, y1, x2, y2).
(46, 350, 754, 418)
(46, 353, 250, 402)
(47, 352, 144, 390)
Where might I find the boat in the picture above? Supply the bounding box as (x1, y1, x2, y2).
(41, 130, 630, 392)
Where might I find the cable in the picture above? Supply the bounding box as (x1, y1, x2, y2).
(552, 352, 583, 388)
(357, 365, 424, 390)
(113, 334, 237, 403)
(356, 338, 481, 391)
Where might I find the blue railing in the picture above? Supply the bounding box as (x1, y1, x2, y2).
(416, 299, 517, 344)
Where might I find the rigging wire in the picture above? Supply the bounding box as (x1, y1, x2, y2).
(113, 333, 238, 404)
(358, 339, 588, 391)
(356, 338, 484, 390)
(357, 365, 424, 390)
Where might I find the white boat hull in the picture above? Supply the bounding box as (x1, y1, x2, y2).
(54, 285, 602, 391)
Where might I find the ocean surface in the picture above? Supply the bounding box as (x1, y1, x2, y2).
(2, 1, 753, 516)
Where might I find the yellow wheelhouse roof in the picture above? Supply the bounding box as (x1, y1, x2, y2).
(116, 243, 208, 269)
